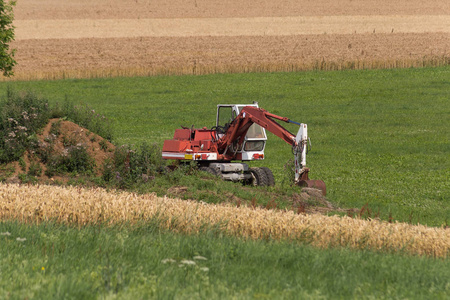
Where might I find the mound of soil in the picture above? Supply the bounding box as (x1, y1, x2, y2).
(5, 118, 115, 184)
(166, 184, 350, 215)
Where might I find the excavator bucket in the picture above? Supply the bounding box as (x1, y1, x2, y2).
(296, 179, 327, 196)
(296, 168, 327, 196)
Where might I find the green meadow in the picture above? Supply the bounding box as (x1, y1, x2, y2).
(1, 67, 448, 226)
(1, 67, 449, 299)
(1, 221, 449, 299)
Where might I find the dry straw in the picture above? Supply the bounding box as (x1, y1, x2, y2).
(0, 183, 448, 257)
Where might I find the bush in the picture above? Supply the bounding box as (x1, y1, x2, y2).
(103, 142, 167, 188)
(49, 119, 62, 136)
(46, 144, 95, 176)
(0, 89, 51, 163)
(28, 160, 42, 177)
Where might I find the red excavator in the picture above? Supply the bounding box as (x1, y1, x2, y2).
(162, 102, 326, 195)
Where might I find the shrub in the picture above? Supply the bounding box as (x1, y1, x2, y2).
(98, 139, 108, 151)
(281, 158, 295, 187)
(18, 157, 26, 171)
(28, 160, 42, 177)
(103, 142, 166, 188)
(34, 138, 54, 164)
(49, 119, 62, 136)
(46, 144, 95, 175)
(17, 173, 38, 184)
(61, 134, 77, 147)
(0, 89, 51, 163)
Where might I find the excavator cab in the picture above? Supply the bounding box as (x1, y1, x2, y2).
(216, 103, 267, 160)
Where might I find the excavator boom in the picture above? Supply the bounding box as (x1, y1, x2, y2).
(217, 106, 297, 150)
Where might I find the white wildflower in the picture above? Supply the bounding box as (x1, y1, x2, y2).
(193, 256, 208, 261)
(180, 260, 196, 266)
(200, 267, 209, 272)
(0, 231, 11, 236)
(161, 258, 176, 264)
(16, 237, 26, 242)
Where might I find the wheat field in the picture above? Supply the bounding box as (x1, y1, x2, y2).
(1, 183, 448, 258)
(7, 0, 449, 81)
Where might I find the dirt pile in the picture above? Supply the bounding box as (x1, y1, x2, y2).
(5, 118, 114, 183)
(167, 184, 345, 215)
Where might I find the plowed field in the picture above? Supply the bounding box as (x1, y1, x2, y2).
(8, 0, 450, 80)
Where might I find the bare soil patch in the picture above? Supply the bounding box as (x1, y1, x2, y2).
(166, 184, 353, 216)
(40, 119, 114, 172)
(14, 0, 450, 19)
(14, 16, 450, 40)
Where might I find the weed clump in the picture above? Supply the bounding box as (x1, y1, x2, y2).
(102, 142, 167, 188)
(45, 144, 95, 177)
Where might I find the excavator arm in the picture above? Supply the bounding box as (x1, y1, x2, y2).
(217, 106, 298, 149)
(217, 106, 309, 183)
(216, 106, 326, 194)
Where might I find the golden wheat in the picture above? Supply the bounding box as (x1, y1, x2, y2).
(0, 183, 448, 257)
(2, 57, 448, 82)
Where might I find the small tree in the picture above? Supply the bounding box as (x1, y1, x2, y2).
(0, 0, 16, 77)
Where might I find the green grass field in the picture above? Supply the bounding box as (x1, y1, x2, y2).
(1, 67, 449, 298)
(1, 67, 449, 226)
(1, 221, 449, 299)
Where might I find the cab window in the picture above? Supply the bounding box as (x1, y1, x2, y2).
(246, 123, 265, 139)
(217, 106, 234, 127)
